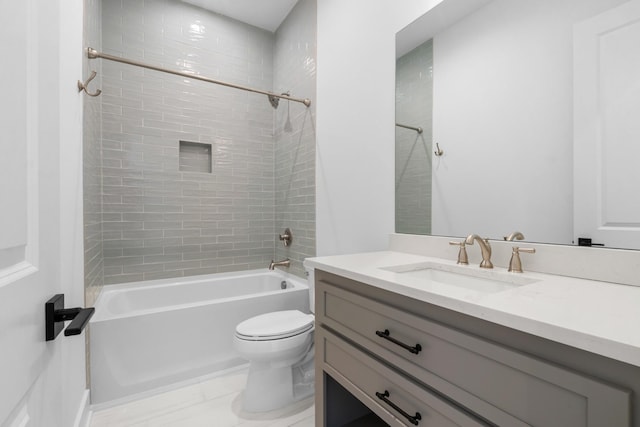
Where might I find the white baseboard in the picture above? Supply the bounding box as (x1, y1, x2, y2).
(73, 390, 91, 427)
(5, 404, 29, 427)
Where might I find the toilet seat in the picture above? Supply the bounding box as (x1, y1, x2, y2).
(235, 310, 314, 341)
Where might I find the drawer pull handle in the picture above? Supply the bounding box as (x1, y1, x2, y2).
(376, 329, 422, 354)
(375, 390, 422, 425)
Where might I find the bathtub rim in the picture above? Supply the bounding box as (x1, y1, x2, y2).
(91, 268, 308, 322)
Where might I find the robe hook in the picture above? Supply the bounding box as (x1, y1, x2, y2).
(77, 70, 102, 97)
(434, 142, 444, 157)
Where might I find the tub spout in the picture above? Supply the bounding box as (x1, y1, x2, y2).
(269, 259, 290, 270)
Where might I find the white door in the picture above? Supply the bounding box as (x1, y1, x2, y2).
(574, 0, 640, 249)
(0, 1, 86, 426)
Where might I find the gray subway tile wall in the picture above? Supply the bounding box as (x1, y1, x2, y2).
(274, 0, 317, 278)
(92, 0, 315, 285)
(83, 0, 104, 388)
(83, 0, 104, 305)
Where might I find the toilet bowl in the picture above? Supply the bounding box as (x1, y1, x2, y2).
(233, 268, 316, 412)
(234, 310, 315, 412)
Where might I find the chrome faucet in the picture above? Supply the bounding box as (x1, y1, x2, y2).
(269, 258, 290, 270)
(465, 234, 493, 269)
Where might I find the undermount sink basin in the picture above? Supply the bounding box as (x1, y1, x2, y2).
(380, 262, 539, 295)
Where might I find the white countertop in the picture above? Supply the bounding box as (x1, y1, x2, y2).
(305, 250, 640, 367)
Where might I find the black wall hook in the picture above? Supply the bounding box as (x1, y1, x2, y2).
(45, 294, 95, 341)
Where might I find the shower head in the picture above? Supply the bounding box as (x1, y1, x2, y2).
(268, 94, 280, 109)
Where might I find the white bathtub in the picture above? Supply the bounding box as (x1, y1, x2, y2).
(89, 269, 309, 406)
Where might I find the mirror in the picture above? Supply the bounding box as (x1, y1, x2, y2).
(395, 38, 433, 236)
(395, 0, 640, 249)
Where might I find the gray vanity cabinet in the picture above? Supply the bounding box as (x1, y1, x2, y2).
(314, 270, 634, 427)
(321, 331, 487, 426)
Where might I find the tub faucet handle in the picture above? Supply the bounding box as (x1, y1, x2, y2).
(279, 228, 292, 247)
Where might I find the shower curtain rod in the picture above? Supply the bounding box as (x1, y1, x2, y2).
(395, 123, 423, 134)
(87, 47, 311, 107)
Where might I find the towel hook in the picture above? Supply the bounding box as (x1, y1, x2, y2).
(77, 70, 102, 97)
(434, 142, 444, 157)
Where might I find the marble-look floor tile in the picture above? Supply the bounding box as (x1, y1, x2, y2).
(287, 415, 315, 427)
(237, 397, 314, 426)
(90, 368, 315, 427)
(200, 370, 247, 401)
(142, 393, 247, 427)
(90, 382, 206, 427)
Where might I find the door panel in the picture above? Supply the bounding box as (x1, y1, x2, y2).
(0, 0, 28, 257)
(0, 0, 48, 422)
(0, 0, 85, 425)
(574, 0, 640, 249)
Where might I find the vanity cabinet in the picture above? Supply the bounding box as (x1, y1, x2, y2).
(321, 330, 487, 426)
(315, 270, 634, 426)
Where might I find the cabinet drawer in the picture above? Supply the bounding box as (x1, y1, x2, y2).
(320, 328, 488, 427)
(318, 279, 631, 427)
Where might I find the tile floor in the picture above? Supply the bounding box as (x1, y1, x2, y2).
(89, 368, 315, 427)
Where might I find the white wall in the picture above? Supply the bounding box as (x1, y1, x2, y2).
(431, 0, 626, 244)
(315, 0, 441, 256)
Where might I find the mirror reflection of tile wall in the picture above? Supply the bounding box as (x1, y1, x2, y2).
(395, 39, 433, 235)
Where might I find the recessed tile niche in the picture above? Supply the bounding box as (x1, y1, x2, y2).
(179, 141, 212, 173)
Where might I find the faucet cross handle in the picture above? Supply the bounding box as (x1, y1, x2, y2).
(449, 240, 469, 265)
(508, 247, 536, 273)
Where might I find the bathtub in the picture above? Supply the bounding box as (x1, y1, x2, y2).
(89, 269, 309, 406)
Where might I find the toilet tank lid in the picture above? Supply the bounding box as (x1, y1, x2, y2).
(236, 310, 314, 339)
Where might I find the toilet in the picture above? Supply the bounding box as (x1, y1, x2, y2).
(233, 268, 316, 413)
